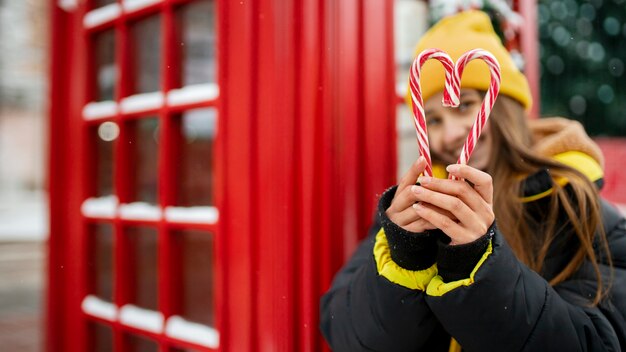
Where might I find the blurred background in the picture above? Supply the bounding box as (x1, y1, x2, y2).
(1, 0, 625, 351)
(0, 0, 48, 350)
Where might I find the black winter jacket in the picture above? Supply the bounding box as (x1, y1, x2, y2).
(320, 185, 626, 351)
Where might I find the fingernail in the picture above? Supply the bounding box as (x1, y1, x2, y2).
(417, 176, 431, 185)
(446, 164, 460, 173)
(411, 185, 422, 194)
(417, 156, 425, 163)
(412, 203, 422, 211)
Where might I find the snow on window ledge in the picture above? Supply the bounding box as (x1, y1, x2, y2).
(83, 101, 118, 120)
(122, 0, 163, 13)
(82, 295, 117, 321)
(84, 3, 122, 28)
(119, 305, 164, 334)
(396, 83, 407, 100)
(164, 206, 219, 224)
(165, 316, 219, 349)
(118, 202, 162, 221)
(167, 83, 219, 106)
(120, 92, 164, 114)
(58, 0, 78, 12)
(82, 196, 119, 219)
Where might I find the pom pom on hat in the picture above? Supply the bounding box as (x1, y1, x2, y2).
(408, 10, 532, 110)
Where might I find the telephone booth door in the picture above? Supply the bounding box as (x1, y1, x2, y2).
(50, 0, 221, 351)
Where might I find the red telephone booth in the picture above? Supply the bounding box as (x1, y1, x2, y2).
(48, 0, 397, 351)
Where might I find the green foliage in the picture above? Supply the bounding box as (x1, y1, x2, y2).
(538, 0, 626, 136)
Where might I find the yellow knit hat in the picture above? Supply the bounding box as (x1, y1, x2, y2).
(409, 11, 532, 110)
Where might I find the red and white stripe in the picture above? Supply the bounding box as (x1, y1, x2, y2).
(409, 48, 455, 177)
(452, 49, 501, 174)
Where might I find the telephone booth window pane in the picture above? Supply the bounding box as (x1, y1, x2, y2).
(127, 226, 158, 310)
(126, 334, 159, 352)
(95, 122, 117, 197)
(90, 323, 113, 352)
(94, 0, 116, 7)
(175, 108, 216, 206)
(132, 15, 162, 94)
(95, 30, 116, 101)
(128, 118, 159, 204)
(178, 0, 217, 85)
(172, 348, 202, 352)
(172, 229, 215, 326)
(89, 224, 114, 301)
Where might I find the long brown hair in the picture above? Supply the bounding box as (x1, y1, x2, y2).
(440, 94, 611, 304)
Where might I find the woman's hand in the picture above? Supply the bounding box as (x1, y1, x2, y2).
(385, 156, 438, 233)
(412, 164, 495, 245)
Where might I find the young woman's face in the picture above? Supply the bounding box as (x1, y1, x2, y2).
(423, 89, 492, 170)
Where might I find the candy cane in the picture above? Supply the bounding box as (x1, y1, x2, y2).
(451, 49, 501, 179)
(409, 48, 455, 177)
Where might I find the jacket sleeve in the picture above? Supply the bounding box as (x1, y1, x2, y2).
(425, 214, 626, 352)
(319, 186, 446, 352)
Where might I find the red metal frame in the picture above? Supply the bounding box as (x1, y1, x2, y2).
(47, 2, 71, 351)
(516, 0, 540, 119)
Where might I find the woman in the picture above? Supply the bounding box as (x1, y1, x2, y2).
(320, 11, 626, 352)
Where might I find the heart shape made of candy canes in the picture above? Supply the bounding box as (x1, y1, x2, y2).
(408, 48, 501, 179)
